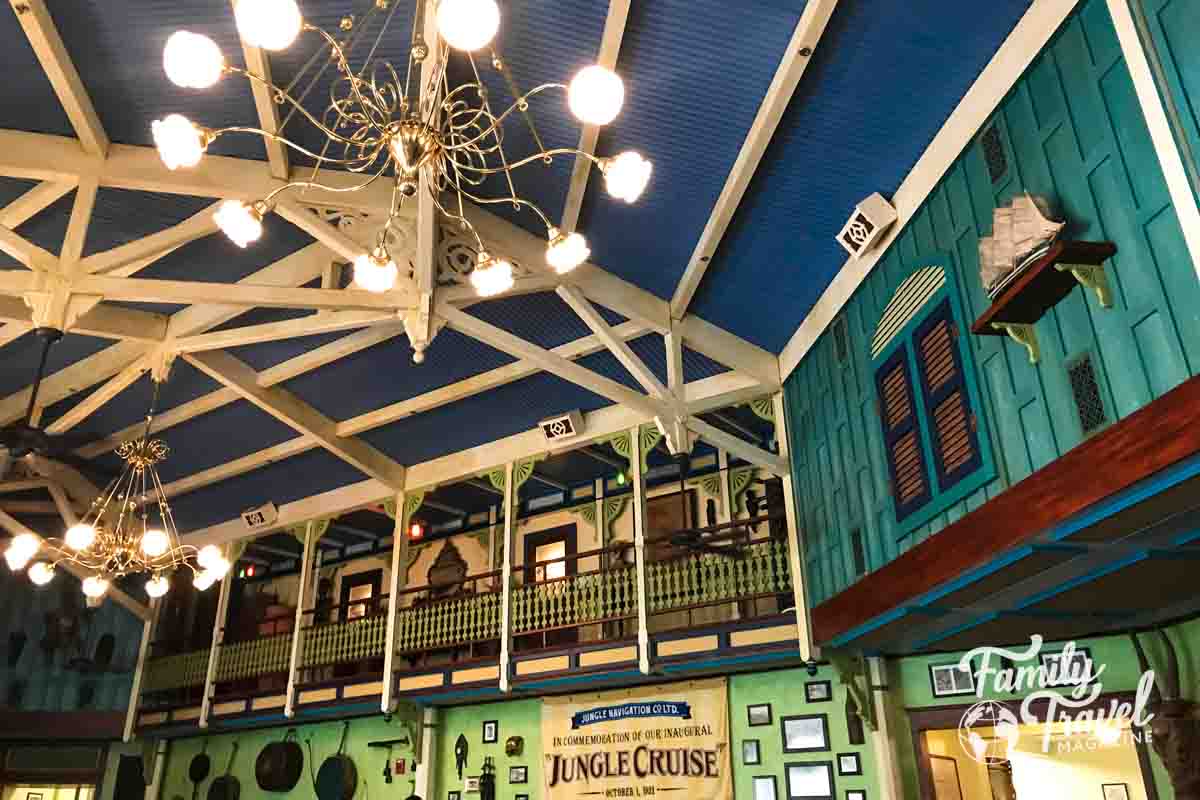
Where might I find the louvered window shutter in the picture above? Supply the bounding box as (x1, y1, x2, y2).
(914, 299, 982, 491)
(875, 346, 930, 521)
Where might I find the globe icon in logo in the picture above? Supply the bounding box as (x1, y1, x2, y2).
(958, 701, 1021, 763)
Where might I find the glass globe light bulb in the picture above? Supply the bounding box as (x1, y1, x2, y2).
(470, 253, 514, 297)
(4, 548, 28, 572)
(603, 151, 653, 203)
(64, 523, 96, 551)
(545, 228, 590, 274)
(436, 0, 500, 51)
(28, 561, 55, 586)
(352, 249, 399, 293)
(163, 31, 225, 89)
(11, 532, 41, 559)
(214, 200, 264, 248)
(568, 65, 624, 126)
(141, 528, 170, 559)
(193, 569, 217, 591)
(152, 115, 208, 171)
(207, 556, 232, 581)
(234, 0, 303, 51)
(82, 575, 110, 599)
(197, 544, 223, 570)
(145, 575, 170, 599)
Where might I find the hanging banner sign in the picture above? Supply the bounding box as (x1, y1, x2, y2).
(542, 678, 730, 800)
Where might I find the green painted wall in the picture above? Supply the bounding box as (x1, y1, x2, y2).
(783, 0, 1200, 604)
(156, 717, 416, 800)
(434, 699, 543, 800)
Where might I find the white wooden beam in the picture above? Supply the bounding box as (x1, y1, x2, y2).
(675, 314, 780, 389)
(11, 1, 108, 155)
(156, 437, 316, 500)
(556, 285, 668, 398)
(74, 275, 414, 312)
(687, 415, 787, 477)
(275, 201, 370, 264)
(123, 601, 157, 742)
(78, 205, 220, 275)
(772, 391, 813, 661)
(184, 350, 406, 489)
(0, 224, 58, 269)
(380, 490, 409, 713)
(630, 424, 650, 674)
(199, 551, 234, 728)
(171, 310, 394, 354)
(778, 0, 1081, 379)
(408, 0, 441, 362)
(0, 322, 30, 349)
(43, 355, 148, 435)
(438, 302, 668, 418)
(284, 521, 315, 718)
(670, 0, 838, 318)
(232, 0, 289, 179)
(0, 181, 74, 230)
(498, 460, 515, 692)
(560, 0, 631, 234)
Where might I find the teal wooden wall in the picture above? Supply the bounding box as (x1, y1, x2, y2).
(784, 0, 1200, 606)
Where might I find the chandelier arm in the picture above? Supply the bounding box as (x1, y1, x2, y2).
(443, 147, 604, 177)
(454, 186, 556, 232)
(437, 83, 568, 151)
(280, 12, 383, 131)
(486, 48, 549, 155)
(214, 125, 387, 170)
(260, 164, 393, 207)
(429, 189, 486, 252)
(308, 25, 390, 129)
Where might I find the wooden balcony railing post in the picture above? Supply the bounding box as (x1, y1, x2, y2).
(630, 426, 651, 674)
(381, 490, 414, 713)
(773, 391, 815, 661)
(498, 460, 516, 692)
(199, 543, 234, 728)
(285, 521, 318, 718)
(123, 597, 159, 742)
(717, 449, 732, 523)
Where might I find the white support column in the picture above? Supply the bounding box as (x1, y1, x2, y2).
(487, 505, 498, 571)
(285, 521, 316, 718)
(381, 491, 409, 714)
(594, 478, 605, 550)
(717, 449, 732, 523)
(772, 392, 814, 662)
(123, 599, 158, 742)
(868, 657, 903, 800)
(146, 739, 170, 800)
(199, 547, 234, 728)
(630, 427, 651, 674)
(498, 460, 516, 692)
(1106, 0, 1200, 278)
(413, 706, 438, 798)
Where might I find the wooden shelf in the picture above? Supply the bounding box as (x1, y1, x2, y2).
(971, 240, 1117, 363)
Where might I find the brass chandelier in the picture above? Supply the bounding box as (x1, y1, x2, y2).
(3, 385, 231, 604)
(153, 0, 653, 297)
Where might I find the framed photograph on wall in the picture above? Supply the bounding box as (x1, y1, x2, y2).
(805, 681, 832, 703)
(753, 775, 778, 800)
(509, 766, 528, 784)
(836, 753, 862, 776)
(515, 795, 530, 800)
(465, 777, 480, 793)
(928, 663, 976, 697)
(785, 762, 835, 800)
(482, 719, 499, 744)
(781, 714, 830, 753)
(748, 703, 773, 727)
(1101, 784, 1130, 800)
(743, 740, 761, 765)
(847, 792, 866, 800)
(448, 792, 461, 800)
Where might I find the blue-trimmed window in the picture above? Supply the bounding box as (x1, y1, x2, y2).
(872, 263, 992, 533)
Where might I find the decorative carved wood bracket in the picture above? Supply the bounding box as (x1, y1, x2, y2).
(827, 649, 878, 732)
(608, 425, 663, 473)
(571, 496, 629, 541)
(286, 516, 331, 547)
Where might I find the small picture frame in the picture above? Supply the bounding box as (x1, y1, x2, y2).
(805, 680, 832, 703)
(786, 762, 835, 800)
(1041, 647, 1094, 687)
(27, 795, 43, 800)
(748, 703, 773, 727)
(509, 765, 528, 784)
(448, 792, 461, 800)
(743, 739, 761, 765)
(781, 714, 831, 753)
(753, 775, 778, 800)
(929, 662, 976, 697)
(464, 777, 480, 793)
(482, 719, 499, 744)
(1101, 784, 1130, 800)
(846, 792, 866, 800)
(515, 795, 529, 800)
(836, 753, 862, 776)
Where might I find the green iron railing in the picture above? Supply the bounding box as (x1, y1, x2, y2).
(512, 564, 637, 634)
(216, 630, 291, 683)
(647, 538, 792, 616)
(300, 612, 388, 670)
(394, 589, 501, 653)
(142, 648, 208, 694)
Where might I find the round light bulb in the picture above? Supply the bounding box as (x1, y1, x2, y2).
(568, 65, 624, 126)
(10, 532, 41, 559)
(603, 151, 653, 203)
(213, 200, 264, 248)
(82, 575, 110, 599)
(152, 115, 208, 171)
(145, 574, 170, 599)
(4, 548, 29, 572)
(28, 561, 55, 586)
(234, 0, 303, 51)
(436, 0, 500, 51)
(197, 544, 223, 569)
(64, 523, 97, 551)
(193, 569, 217, 591)
(470, 253, 514, 297)
(141, 529, 170, 559)
(163, 31, 225, 89)
(546, 228, 590, 274)
(352, 250, 399, 293)
(208, 556, 232, 581)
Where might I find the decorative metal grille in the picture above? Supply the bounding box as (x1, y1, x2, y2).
(833, 316, 850, 365)
(1068, 354, 1107, 435)
(981, 123, 1008, 184)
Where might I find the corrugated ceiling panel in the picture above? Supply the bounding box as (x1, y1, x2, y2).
(0, 15, 73, 137)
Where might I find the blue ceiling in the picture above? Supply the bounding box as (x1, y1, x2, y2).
(0, 0, 1038, 534)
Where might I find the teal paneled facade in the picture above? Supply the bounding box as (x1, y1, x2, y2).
(785, 0, 1200, 605)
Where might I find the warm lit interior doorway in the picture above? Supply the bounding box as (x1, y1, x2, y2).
(1, 786, 95, 800)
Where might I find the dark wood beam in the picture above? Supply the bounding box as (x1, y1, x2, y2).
(812, 373, 1200, 644)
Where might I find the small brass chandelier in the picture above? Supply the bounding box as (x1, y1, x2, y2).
(3, 383, 230, 604)
(154, 0, 653, 296)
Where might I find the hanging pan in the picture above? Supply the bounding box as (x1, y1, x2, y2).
(256, 728, 304, 792)
(208, 740, 241, 800)
(314, 721, 358, 800)
(188, 740, 211, 800)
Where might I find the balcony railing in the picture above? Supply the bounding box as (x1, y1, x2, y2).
(136, 512, 799, 724)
